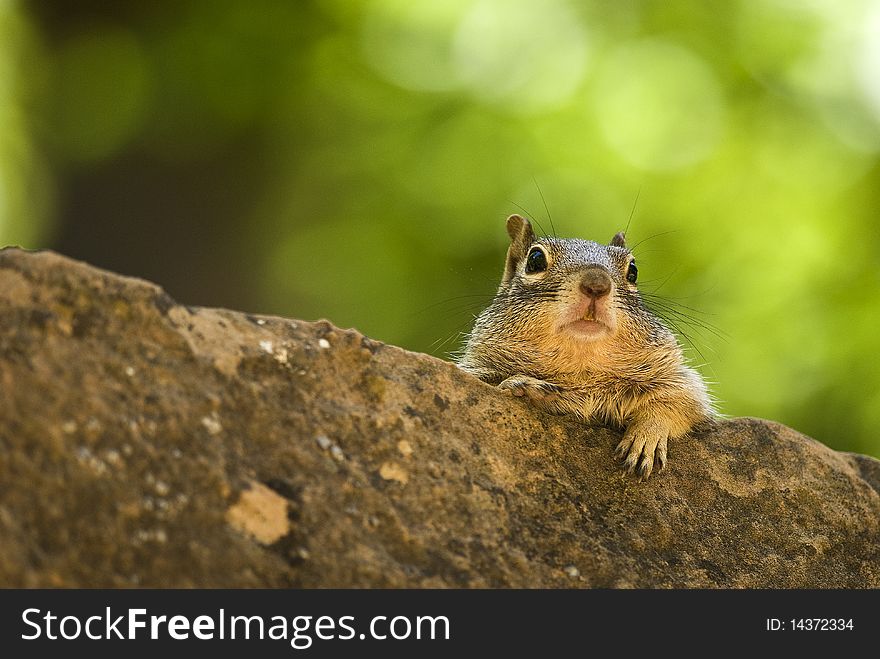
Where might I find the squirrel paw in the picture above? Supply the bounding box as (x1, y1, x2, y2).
(615, 425, 669, 480)
(498, 375, 563, 408)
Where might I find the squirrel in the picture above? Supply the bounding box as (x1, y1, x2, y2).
(457, 214, 714, 479)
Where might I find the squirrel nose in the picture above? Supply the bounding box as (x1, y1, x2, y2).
(580, 268, 611, 299)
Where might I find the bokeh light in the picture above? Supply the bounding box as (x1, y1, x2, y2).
(453, 0, 589, 112)
(592, 38, 724, 170)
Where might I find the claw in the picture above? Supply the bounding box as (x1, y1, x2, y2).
(617, 423, 669, 480)
(656, 438, 668, 472)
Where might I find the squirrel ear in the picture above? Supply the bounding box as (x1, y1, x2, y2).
(502, 215, 537, 284)
(610, 231, 627, 248)
(506, 214, 535, 244)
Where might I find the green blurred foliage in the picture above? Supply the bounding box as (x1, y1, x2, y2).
(2, 0, 880, 457)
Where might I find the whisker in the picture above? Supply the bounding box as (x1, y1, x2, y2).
(533, 177, 557, 238)
(625, 188, 640, 236)
(642, 267, 679, 296)
(429, 326, 471, 357)
(640, 298, 728, 339)
(630, 229, 679, 252)
(647, 310, 727, 343)
(641, 294, 723, 320)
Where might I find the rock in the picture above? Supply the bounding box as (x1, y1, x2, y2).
(0, 247, 878, 588)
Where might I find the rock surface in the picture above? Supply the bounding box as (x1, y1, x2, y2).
(0, 247, 878, 588)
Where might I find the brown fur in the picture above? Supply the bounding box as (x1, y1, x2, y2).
(458, 215, 713, 478)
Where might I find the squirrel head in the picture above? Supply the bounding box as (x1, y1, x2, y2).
(499, 214, 646, 348)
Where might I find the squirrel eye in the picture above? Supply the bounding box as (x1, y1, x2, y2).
(626, 259, 638, 284)
(525, 247, 548, 274)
